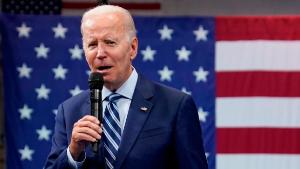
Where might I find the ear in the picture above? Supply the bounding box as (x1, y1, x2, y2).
(130, 37, 138, 60)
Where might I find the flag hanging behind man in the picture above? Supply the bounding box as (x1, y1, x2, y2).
(1, 14, 300, 169)
(0, 14, 215, 169)
(1, 0, 161, 15)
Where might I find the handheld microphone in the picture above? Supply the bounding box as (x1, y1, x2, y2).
(88, 72, 104, 152)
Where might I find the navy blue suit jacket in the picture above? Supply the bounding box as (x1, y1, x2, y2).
(44, 75, 208, 169)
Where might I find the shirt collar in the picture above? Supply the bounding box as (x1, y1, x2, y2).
(102, 68, 138, 101)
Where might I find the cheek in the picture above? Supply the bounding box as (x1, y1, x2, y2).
(117, 57, 132, 74)
(85, 54, 91, 64)
(85, 52, 95, 69)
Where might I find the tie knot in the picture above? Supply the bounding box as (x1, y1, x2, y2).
(106, 93, 124, 103)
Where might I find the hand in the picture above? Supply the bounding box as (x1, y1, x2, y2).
(69, 115, 102, 160)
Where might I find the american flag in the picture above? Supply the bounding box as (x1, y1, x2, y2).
(1, 11, 300, 169)
(216, 17, 300, 169)
(1, 0, 161, 15)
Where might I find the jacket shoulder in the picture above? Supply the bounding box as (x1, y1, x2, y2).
(138, 75, 191, 104)
(153, 81, 189, 99)
(61, 90, 89, 109)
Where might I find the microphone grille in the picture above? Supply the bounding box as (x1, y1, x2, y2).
(88, 72, 104, 89)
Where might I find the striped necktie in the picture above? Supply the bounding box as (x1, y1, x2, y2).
(103, 93, 123, 169)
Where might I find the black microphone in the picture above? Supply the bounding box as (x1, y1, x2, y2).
(88, 72, 104, 152)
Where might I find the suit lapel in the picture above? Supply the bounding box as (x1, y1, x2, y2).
(114, 75, 154, 169)
(81, 98, 90, 116)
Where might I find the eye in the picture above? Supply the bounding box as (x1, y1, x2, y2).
(104, 39, 116, 46)
(87, 42, 97, 49)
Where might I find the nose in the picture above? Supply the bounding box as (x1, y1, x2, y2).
(96, 43, 106, 59)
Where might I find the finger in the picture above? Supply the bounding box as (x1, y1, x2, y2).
(78, 115, 100, 124)
(74, 126, 101, 140)
(72, 132, 99, 142)
(75, 120, 101, 134)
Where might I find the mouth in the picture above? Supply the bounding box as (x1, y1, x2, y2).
(97, 66, 112, 73)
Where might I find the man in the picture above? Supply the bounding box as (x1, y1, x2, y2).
(44, 5, 208, 169)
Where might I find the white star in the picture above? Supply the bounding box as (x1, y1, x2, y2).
(198, 107, 209, 122)
(158, 25, 173, 40)
(35, 84, 51, 100)
(19, 145, 34, 161)
(70, 85, 83, 96)
(176, 46, 191, 62)
(69, 44, 83, 60)
(141, 45, 156, 61)
(52, 23, 68, 39)
(193, 25, 209, 41)
(19, 104, 33, 120)
(36, 125, 52, 141)
(17, 63, 32, 79)
(205, 152, 210, 158)
(16, 22, 32, 38)
(181, 87, 192, 95)
(52, 64, 68, 80)
(34, 43, 50, 59)
(158, 66, 174, 82)
(52, 109, 58, 116)
(86, 70, 91, 76)
(193, 67, 209, 82)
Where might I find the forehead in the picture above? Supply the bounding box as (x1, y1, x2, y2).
(82, 12, 125, 35)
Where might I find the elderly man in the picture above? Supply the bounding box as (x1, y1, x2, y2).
(44, 5, 208, 169)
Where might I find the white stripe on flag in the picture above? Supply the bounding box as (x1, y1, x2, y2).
(216, 97, 300, 127)
(217, 154, 300, 169)
(216, 41, 300, 71)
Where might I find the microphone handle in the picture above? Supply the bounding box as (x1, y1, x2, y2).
(91, 89, 103, 152)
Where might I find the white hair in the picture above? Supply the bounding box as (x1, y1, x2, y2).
(81, 5, 137, 41)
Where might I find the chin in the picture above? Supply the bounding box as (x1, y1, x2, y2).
(103, 77, 113, 85)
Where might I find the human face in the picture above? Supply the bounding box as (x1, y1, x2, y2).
(82, 12, 138, 90)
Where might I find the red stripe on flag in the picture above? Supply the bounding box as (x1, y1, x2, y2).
(63, 2, 161, 10)
(217, 128, 300, 154)
(216, 16, 300, 40)
(217, 71, 300, 97)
